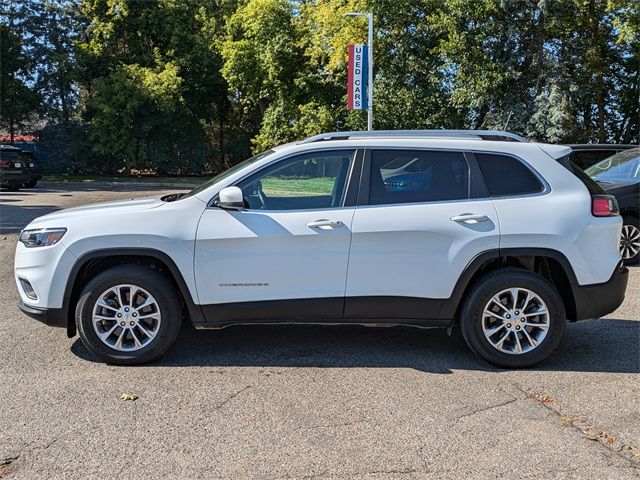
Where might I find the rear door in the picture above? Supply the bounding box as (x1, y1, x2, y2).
(344, 148, 500, 319)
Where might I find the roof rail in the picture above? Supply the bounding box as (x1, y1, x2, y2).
(299, 129, 528, 144)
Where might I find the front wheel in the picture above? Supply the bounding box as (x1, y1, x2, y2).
(460, 268, 566, 368)
(76, 265, 182, 365)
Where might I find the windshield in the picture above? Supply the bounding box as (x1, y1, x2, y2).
(179, 150, 275, 200)
(585, 148, 640, 183)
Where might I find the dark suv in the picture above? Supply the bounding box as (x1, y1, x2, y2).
(21, 150, 42, 188)
(568, 144, 637, 170)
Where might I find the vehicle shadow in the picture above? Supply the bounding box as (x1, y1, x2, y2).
(70, 318, 639, 373)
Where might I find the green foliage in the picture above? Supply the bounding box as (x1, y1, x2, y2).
(1, 0, 638, 175)
(77, 0, 234, 173)
(88, 62, 200, 172)
(0, 24, 39, 138)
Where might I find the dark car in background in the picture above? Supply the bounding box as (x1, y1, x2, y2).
(0, 145, 29, 191)
(585, 147, 640, 264)
(21, 149, 42, 188)
(569, 144, 637, 170)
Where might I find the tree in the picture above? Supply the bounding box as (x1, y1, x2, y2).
(608, 0, 640, 143)
(78, 0, 238, 172)
(5, 0, 638, 175)
(0, 24, 39, 141)
(28, 0, 82, 122)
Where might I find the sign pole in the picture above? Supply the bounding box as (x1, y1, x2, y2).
(367, 12, 373, 131)
(345, 12, 374, 131)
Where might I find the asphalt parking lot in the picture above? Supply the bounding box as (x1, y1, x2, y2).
(1, 182, 639, 479)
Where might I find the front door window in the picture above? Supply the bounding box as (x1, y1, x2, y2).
(238, 150, 355, 210)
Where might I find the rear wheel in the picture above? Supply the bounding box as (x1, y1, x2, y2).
(460, 268, 566, 368)
(76, 265, 182, 365)
(23, 179, 38, 188)
(620, 215, 640, 265)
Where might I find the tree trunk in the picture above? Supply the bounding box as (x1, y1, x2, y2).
(218, 114, 224, 166)
(535, 7, 546, 96)
(596, 73, 605, 143)
(584, 104, 592, 142)
(588, 0, 606, 143)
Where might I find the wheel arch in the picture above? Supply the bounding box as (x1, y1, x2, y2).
(444, 248, 578, 323)
(621, 210, 639, 224)
(63, 248, 204, 337)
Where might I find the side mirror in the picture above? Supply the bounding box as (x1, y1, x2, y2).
(217, 186, 245, 210)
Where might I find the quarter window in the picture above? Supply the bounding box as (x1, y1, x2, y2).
(237, 150, 354, 210)
(369, 150, 470, 205)
(475, 153, 543, 197)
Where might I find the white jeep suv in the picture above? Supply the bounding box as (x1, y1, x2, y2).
(15, 130, 629, 367)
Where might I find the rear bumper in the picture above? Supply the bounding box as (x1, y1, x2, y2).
(18, 301, 66, 328)
(571, 263, 629, 321)
(1, 174, 30, 186)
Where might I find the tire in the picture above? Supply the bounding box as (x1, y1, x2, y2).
(23, 179, 37, 188)
(460, 268, 566, 368)
(621, 215, 640, 265)
(6, 184, 20, 191)
(76, 264, 182, 365)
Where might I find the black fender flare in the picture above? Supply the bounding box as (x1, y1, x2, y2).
(62, 247, 205, 336)
(440, 247, 579, 319)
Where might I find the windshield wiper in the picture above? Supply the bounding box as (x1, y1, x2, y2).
(161, 192, 186, 202)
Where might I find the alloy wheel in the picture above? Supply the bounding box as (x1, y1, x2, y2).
(92, 284, 162, 351)
(482, 287, 550, 355)
(620, 224, 640, 260)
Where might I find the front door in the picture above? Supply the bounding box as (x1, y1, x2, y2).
(195, 149, 358, 323)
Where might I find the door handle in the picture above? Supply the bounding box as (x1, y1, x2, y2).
(450, 213, 489, 224)
(306, 219, 344, 229)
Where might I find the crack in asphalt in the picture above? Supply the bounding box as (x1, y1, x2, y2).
(214, 385, 251, 410)
(296, 419, 370, 432)
(511, 381, 640, 468)
(0, 455, 18, 466)
(296, 466, 422, 479)
(455, 396, 519, 421)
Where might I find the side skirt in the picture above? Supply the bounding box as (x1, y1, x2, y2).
(198, 296, 451, 329)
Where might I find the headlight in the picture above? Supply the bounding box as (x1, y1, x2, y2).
(19, 228, 67, 248)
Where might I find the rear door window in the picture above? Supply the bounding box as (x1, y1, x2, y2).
(368, 150, 470, 205)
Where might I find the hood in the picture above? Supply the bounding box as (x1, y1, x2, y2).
(29, 196, 165, 226)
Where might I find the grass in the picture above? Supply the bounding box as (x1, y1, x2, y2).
(261, 176, 335, 196)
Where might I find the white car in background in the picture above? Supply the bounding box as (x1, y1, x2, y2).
(15, 130, 628, 367)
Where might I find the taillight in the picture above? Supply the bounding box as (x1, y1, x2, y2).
(0, 160, 9, 167)
(592, 195, 619, 217)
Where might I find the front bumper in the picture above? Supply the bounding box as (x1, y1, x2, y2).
(18, 301, 66, 328)
(571, 263, 629, 321)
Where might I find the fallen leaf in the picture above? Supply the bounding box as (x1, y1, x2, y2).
(121, 392, 139, 401)
(560, 416, 574, 426)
